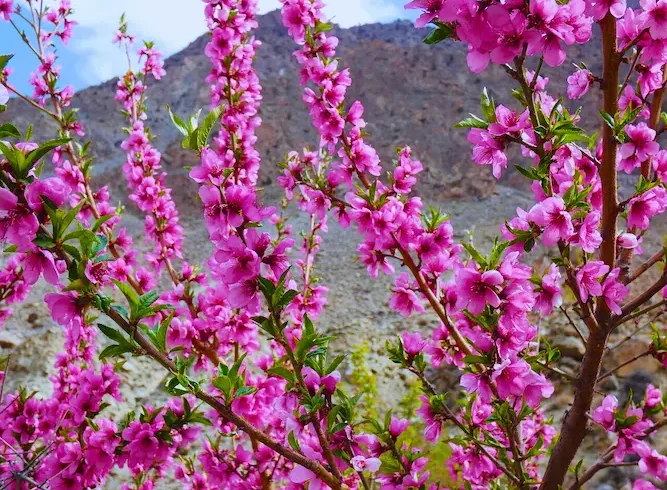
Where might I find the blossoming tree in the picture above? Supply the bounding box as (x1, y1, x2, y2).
(0, 0, 667, 488)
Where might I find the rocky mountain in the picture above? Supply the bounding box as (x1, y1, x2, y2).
(1, 9, 608, 211)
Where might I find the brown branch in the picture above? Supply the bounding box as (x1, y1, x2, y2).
(104, 307, 343, 490)
(596, 349, 652, 382)
(625, 248, 665, 285)
(539, 13, 620, 490)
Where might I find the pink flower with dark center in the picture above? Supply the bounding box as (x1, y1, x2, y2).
(628, 187, 667, 230)
(535, 264, 563, 316)
(527, 197, 574, 246)
(619, 123, 659, 172)
(488, 105, 529, 136)
(468, 129, 508, 179)
(0, 188, 39, 251)
(390, 273, 424, 317)
(576, 261, 610, 301)
(405, 0, 446, 28)
(351, 455, 381, 473)
(576, 211, 602, 253)
(456, 268, 504, 315)
(45, 292, 80, 327)
(601, 268, 629, 314)
(0, 0, 12, 22)
(641, 0, 667, 39)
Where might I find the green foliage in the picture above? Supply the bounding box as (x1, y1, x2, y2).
(346, 342, 379, 419)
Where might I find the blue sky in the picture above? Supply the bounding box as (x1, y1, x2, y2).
(1, 0, 417, 94)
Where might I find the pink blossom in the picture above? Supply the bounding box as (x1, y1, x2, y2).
(576, 261, 609, 302)
(575, 211, 602, 253)
(586, 0, 626, 19)
(601, 268, 629, 314)
(456, 268, 504, 315)
(567, 69, 593, 99)
(618, 232, 639, 249)
(415, 395, 443, 442)
(390, 273, 424, 316)
(619, 123, 659, 172)
(44, 292, 80, 327)
(628, 187, 667, 230)
(468, 129, 508, 179)
(535, 264, 563, 316)
(22, 250, 59, 285)
(0, 187, 39, 251)
(0, 0, 12, 22)
(641, 0, 667, 39)
(389, 416, 409, 438)
(350, 455, 381, 473)
(634, 480, 658, 490)
(592, 395, 618, 430)
(527, 197, 574, 246)
(645, 384, 662, 408)
(405, 0, 446, 28)
(402, 331, 426, 356)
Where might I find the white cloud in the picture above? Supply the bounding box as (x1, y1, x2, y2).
(68, 0, 404, 86)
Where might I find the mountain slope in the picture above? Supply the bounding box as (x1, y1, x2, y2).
(2, 9, 604, 211)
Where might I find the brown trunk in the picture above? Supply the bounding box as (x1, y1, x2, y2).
(539, 12, 619, 490)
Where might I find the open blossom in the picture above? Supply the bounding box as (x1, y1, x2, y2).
(575, 211, 602, 253)
(619, 123, 659, 173)
(527, 197, 574, 246)
(535, 264, 563, 316)
(592, 395, 618, 430)
(390, 272, 424, 316)
(576, 261, 609, 302)
(628, 187, 667, 230)
(405, 0, 445, 28)
(0, 85, 8, 105)
(601, 268, 629, 314)
(468, 129, 508, 179)
(492, 358, 554, 408)
(350, 455, 381, 473)
(0, 188, 39, 251)
(456, 268, 504, 315)
(641, 0, 667, 39)
(586, 0, 626, 19)
(567, 69, 593, 99)
(45, 292, 80, 328)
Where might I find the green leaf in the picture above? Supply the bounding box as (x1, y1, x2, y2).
(112, 279, 140, 308)
(99, 344, 135, 360)
(91, 234, 108, 257)
(288, 431, 301, 452)
(480, 87, 496, 122)
(98, 323, 128, 344)
(25, 138, 71, 169)
(0, 123, 20, 139)
(139, 290, 160, 310)
(0, 54, 13, 72)
(166, 105, 189, 137)
(92, 214, 114, 232)
(268, 366, 295, 383)
(423, 23, 453, 45)
(454, 115, 488, 129)
(599, 111, 615, 129)
(197, 106, 223, 150)
(462, 242, 487, 268)
(235, 386, 257, 398)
